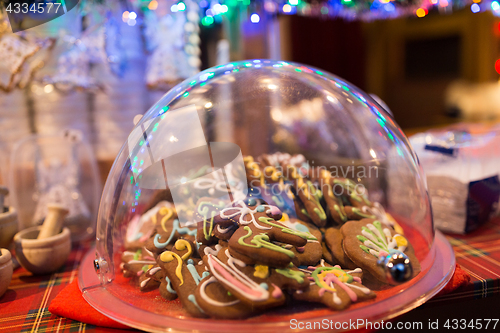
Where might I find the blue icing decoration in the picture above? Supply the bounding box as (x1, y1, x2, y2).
(187, 261, 207, 285)
(153, 219, 197, 249)
(256, 205, 265, 212)
(248, 198, 256, 206)
(202, 271, 210, 279)
(259, 283, 268, 290)
(295, 224, 309, 233)
(133, 232, 143, 241)
(188, 259, 194, 265)
(166, 277, 177, 294)
(187, 294, 204, 313)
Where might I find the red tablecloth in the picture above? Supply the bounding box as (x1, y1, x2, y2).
(1, 217, 499, 332)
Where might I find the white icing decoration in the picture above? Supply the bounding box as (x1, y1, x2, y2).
(140, 278, 151, 288)
(219, 200, 275, 230)
(149, 267, 162, 275)
(216, 224, 232, 234)
(199, 277, 240, 307)
(204, 244, 222, 256)
(362, 202, 394, 227)
(206, 251, 269, 302)
(346, 283, 371, 295)
(346, 268, 362, 274)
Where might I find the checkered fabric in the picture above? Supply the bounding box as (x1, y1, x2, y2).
(437, 216, 500, 301)
(1, 217, 499, 332)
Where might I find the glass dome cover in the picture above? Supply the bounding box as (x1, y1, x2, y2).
(83, 60, 455, 332)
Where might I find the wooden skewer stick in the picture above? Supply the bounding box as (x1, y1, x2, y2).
(0, 186, 8, 212)
(37, 204, 69, 239)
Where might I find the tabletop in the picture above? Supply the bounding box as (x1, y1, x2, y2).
(1, 217, 500, 333)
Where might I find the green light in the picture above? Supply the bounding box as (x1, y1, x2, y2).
(376, 119, 385, 127)
(294, 68, 302, 72)
(177, 2, 186, 10)
(134, 156, 138, 161)
(139, 140, 144, 146)
(315, 70, 323, 75)
(289, 0, 298, 5)
(221, 4, 228, 12)
(190, 80, 196, 86)
(342, 86, 349, 91)
(387, 133, 394, 141)
(183, 92, 189, 98)
(233, 69, 239, 72)
(245, 63, 252, 67)
(492, 1, 500, 10)
(202, 16, 214, 26)
(243, 0, 250, 5)
(200, 82, 206, 86)
(161, 114, 166, 119)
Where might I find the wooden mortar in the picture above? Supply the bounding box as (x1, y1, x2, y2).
(0, 248, 13, 297)
(14, 204, 71, 275)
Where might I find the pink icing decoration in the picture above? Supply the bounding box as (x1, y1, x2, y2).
(268, 205, 281, 216)
(139, 231, 153, 242)
(271, 284, 283, 298)
(318, 288, 327, 297)
(353, 277, 362, 283)
(137, 270, 143, 277)
(208, 255, 266, 299)
(324, 274, 357, 302)
(379, 250, 389, 257)
(296, 246, 305, 253)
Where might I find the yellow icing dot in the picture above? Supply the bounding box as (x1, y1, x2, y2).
(394, 235, 408, 247)
(254, 265, 269, 279)
(279, 213, 289, 222)
(160, 251, 175, 262)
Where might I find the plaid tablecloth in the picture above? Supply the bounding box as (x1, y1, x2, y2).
(1, 217, 499, 333)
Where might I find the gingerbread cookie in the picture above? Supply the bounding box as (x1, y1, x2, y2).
(194, 276, 257, 319)
(223, 201, 316, 267)
(121, 248, 156, 278)
(293, 260, 376, 310)
(156, 239, 210, 317)
(205, 247, 309, 310)
(139, 264, 163, 292)
(280, 216, 322, 267)
(195, 198, 229, 246)
(341, 219, 420, 285)
(296, 181, 327, 227)
(145, 207, 197, 256)
(124, 201, 174, 250)
(324, 228, 356, 269)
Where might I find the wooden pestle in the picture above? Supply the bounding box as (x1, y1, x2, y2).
(0, 186, 8, 212)
(37, 204, 69, 239)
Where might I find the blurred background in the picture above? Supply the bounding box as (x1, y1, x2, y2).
(1, 0, 500, 183)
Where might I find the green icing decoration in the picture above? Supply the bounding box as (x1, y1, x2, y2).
(313, 207, 326, 221)
(275, 268, 305, 284)
(301, 208, 310, 218)
(311, 266, 353, 286)
(198, 201, 225, 241)
(258, 217, 317, 241)
(238, 226, 296, 258)
(351, 207, 374, 218)
(134, 249, 141, 261)
(306, 181, 326, 221)
(334, 204, 347, 222)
